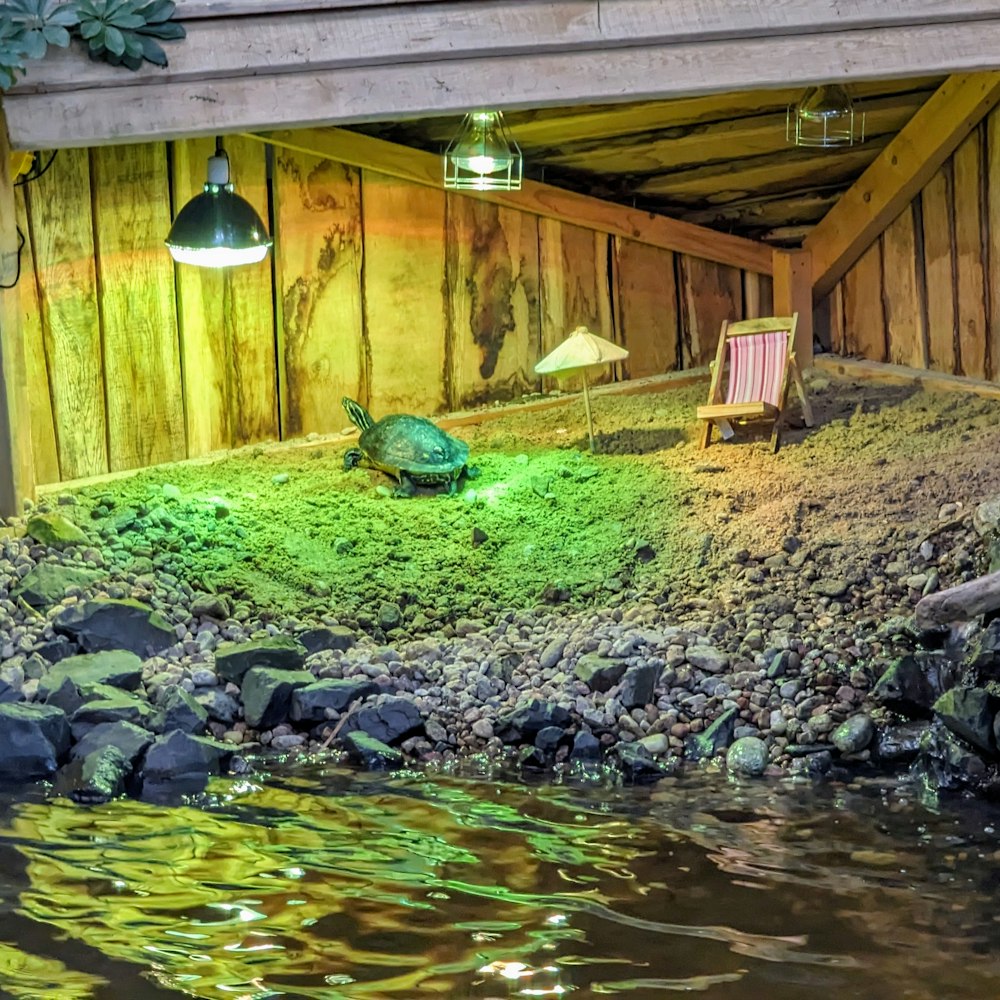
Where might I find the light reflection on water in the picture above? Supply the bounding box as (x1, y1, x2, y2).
(0, 765, 998, 998)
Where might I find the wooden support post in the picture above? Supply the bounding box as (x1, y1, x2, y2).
(772, 248, 813, 366)
(0, 103, 35, 516)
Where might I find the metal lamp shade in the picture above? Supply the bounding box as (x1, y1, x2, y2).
(786, 84, 865, 148)
(444, 111, 523, 191)
(165, 184, 273, 267)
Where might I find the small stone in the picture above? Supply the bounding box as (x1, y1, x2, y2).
(726, 736, 769, 776)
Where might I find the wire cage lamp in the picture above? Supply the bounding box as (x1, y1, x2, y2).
(443, 110, 523, 191)
(165, 138, 273, 267)
(786, 84, 866, 148)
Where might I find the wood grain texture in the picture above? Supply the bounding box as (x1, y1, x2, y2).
(362, 169, 447, 416)
(841, 241, 886, 361)
(91, 143, 185, 472)
(446, 195, 541, 409)
(538, 218, 614, 389)
(952, 127, 988, 379)
(173, 136, 278, 454)
(612, 238, 678, 379)
(273, 144, 364, 436)
(882, 205, 928, 369)
(677, 255, 743, 368)
(772, 249, 813, 364)
(920, 164, 958, 373)
(14, 189, 59, 485)
(742, 271, 774, 320)
(808, 72, 1000, 297)
(987, 108, 1000, 382)
(26, 147, 107, 480)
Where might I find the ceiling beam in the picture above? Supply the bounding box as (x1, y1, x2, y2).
(807, 71, 1000, 298)
(7, 7, 1000, 149)
(248, 127, 774, 274)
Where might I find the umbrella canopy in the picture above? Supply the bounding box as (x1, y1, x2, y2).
(534, 326, 628, 378)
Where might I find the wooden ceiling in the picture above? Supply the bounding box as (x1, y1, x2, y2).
(352, 76, 944, 247)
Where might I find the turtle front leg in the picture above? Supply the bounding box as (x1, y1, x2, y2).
(343, 448, 363, 471)
(392, 474, 417, 498)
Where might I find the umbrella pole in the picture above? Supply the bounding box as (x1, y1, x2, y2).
(581, 371, 596, 452)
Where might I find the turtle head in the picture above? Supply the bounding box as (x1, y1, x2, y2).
(342, 397, 374, 432)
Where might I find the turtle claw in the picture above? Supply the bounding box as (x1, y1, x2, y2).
(392, 475, 417, 498)
(343, 448, 363, 471)
(465, 465, 480, 481)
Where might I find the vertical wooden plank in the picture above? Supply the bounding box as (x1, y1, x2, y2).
(772, 249, 812, 364)
(362, 169, 447, 416)
(26, 147, 107, 480)
(953, 127, 988, 380)
(921, 165, 958, 374)
(0, 110, 34, 512)
(841, 241, 886, 361)
(828, 282, 846, 355)
(988, 109, 1000, 382)
(446, 195, 541, 409)
(15, 189, 59, 485)
(613, 237, 678, 379)
(677, 255, 742, 367)
(273, 146, 364, 437)
(538, 218, 614, 387)
(882, 206, 928, 369)
(173, 136, 279, 454)
(91, 142, 185, 472)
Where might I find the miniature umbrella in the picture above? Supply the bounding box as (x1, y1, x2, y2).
(534, 326, 629, 451)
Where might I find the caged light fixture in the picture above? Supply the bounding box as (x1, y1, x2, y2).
(165, 138, 273, 267)
(443, 110, 523, 191)
(786, 84, 866, 148)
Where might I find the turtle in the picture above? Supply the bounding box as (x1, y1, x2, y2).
(341, 397, 477, 497)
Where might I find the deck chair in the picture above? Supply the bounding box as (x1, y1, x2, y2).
(696, 314, 814, 452)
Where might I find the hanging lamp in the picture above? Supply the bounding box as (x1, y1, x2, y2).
(786, 84, 865, 148)
(165, 138, 273, 267)
(443, 110, 522, 191)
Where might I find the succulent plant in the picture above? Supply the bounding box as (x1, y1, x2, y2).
(0, 0, 183, 88)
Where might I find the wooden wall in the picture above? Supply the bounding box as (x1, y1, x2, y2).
(16, 134, 770, 486)
(822, 104, 1000, 380)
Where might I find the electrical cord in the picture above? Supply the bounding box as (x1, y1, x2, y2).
(3, 149, 57, 288)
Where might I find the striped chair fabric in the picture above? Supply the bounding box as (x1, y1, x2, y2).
(724, 330, 789, 408)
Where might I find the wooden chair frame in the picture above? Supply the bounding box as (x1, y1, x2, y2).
(696, 313, 814, 452)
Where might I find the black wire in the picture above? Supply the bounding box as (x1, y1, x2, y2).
(0, 227, 25, 290)
(14, 149, 57, 187)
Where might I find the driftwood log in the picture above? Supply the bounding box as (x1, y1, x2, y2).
(914, 570, 1000, 628)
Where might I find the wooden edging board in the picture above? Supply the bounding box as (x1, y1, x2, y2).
(813, 354, 1000, 400)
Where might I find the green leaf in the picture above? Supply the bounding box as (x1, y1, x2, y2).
(103, 23, 125, 55)
(121, 28, 141, 58)
(41, 23, 70, 45)
(136, 0, 174, 22)
(78, 19, 101, 38)
(18, 30, 45, 58)
(138, 20, 182, 39)
(137, 31, 165, 65)
(111, 13, 145, 28)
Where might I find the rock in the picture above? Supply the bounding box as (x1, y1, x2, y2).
(912, 722, 987, 793)
(70, 690, 155, 740)
(574, 653, 627, 692)
(241, 667, 315, 729)
(964, 619, 1000, 679)
(569, 729, 602, 764)
(139, 731, 233, 801)
(298, 626, 357, 655)
(290, 678, 379, 723)
(0, 703, 70, 780)
(534, 725, 565, 753)
(494, 700, 571, 743)
(343, 731, 404, 769)
(539, 638, 566, 670)
(25, 512, 88, 547)
(871, 653, 957, 718)
(810, 578, 851, 599)
(215, 636, 308, 684)
(11, 563, 102, 608)
(875, 721, 930, 766)
(53, 599, 175, 657)
(933, 687, 995, 755)
(152, 686, 210, 736)
(341, 696, 423, 744)
(190, 593, 231, 619)
(831, 714, 875, 754)
(70, 720, 153, 765)
(618, 663, 660, 709)
(684, 706, 738, 761)
(54, 746, 130, 804)
(612, 742, 673, 783)
(378, 602, 402, 630)
(38, 650, 143, 702)
(726, 736, 769, 776)
(195, 688, 242, 725)
(685, 645, 728, 674)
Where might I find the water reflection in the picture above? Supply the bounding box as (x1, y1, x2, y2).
(0, 765, 998, 997)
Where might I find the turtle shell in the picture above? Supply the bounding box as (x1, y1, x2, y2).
(359, 414, 469, 481)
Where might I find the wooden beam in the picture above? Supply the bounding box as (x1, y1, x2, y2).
(0, 105, 35, 516)
(8, 17, 1000, 151)
(773, 250, 813, 365)
(249, 127, 774, 273)
(812, 354, 1000, 401)
(806, 72, 1000, 298)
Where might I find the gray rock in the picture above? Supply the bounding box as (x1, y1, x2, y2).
(912, 722, 987, 792)
(875, 721, 931, 765)
(344, 731, 404, 769)
(569, 729, 602, 764)
(494, 699, 571, 743)
(139, 730, 233, 801)
(11, 563, 102, 608)
(39, 650, 143, 702)
(195, 688, 242, 725)
(70, 720, 153, 764)
(152, 686, 210, 736)
(831, 714, 875, 754)
(684, 706, 738, 761)
(611, 741, 673, 783)
(933, 687, 995, 755)
(342, 696, 423, 744)
(685, 645, 728, 674)
(25, 512, 88, 547)
(619, 663, 660, 709)
(574, 653, 627, 692)
(539, 638, 566, 670)
(70, 690, 155, 741)
(726, 736, 769, 776)
(534, 725, 565, 753)
(871, 653, 957, 718)
(215, 636, 307, 684)
(54, 746, 130, 804)
(53, 599, 175, 657)
(298, 626, 357, 655)
(290, 678, 378, 723)
(241, 667, 315, 729)
(190, 593, 231, 619)
(0, 703, 70, 780)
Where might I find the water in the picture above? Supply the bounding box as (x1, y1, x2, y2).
(0, 763, 999, 999)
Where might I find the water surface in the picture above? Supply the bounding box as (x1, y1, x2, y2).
(0, 763, 998, 999)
